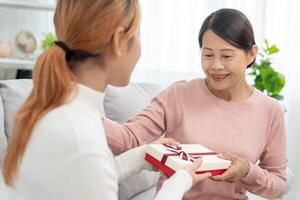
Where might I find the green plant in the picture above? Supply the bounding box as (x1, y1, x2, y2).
(41, 32, 56, 51)
(248, 39, 285, 100)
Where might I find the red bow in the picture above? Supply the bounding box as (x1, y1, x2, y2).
(161, 144, 217, 164)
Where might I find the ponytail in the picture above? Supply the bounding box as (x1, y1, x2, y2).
(3, 46, 75, 185)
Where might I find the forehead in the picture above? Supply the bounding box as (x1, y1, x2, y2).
(202, 30, 239, 52)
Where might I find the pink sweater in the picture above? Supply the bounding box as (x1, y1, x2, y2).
(103, 78, 287, 200)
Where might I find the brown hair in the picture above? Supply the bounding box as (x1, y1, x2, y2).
(3, 0, 140, 186)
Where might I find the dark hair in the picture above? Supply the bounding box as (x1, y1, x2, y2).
(198, 8, 256, 68)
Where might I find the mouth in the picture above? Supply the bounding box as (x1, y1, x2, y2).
(210, 74, 231, 82)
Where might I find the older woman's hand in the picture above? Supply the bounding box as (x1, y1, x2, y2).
(152, 137, 181, 146)
(211, 152, 250, 183)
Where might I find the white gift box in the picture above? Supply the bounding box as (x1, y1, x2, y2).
(145, 144, 231, 177)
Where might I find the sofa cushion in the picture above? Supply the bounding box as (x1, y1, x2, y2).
(0, 79, 33, 139)
(104, 83, 162, 123)
(0, 94, 7, 169)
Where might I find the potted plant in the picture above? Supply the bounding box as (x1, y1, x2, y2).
(248, 39, 285, 100)
(41, 32, 56, 51)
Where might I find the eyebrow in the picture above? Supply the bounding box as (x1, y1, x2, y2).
(202, 47, 236, 52)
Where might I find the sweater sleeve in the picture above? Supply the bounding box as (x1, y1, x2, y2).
(114, 145, 152, 182)
(154, 169, 193, 200)
(103, 85, 177, 155)
(241, 105, 288, 199)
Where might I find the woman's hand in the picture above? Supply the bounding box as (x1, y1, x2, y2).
(184, 158, 212, 186)
(151, 138, 211, 185)
(150, 137, 180, 171)
(159, 158, 212, 186)
(211, 152, 250, 183)
(152, 137, 181, 146)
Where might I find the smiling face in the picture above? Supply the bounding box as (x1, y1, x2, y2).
(201, 30, 255, 91)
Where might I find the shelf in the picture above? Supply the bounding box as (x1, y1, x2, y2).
(0, 0, 55, 11)
(0, 58, 35, 70)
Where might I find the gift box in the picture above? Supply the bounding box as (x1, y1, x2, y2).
(145, 144, 231, 177)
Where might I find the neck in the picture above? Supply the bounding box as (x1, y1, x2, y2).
(205, 78, 253, 102)
(72, 60, 108, 92)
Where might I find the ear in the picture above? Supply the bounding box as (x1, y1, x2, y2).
(112, 27, 126, 57)
(248, 44, 258, 64)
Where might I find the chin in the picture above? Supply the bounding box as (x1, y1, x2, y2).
(207, 78, 229, 91)
(109, 79, 130, 87)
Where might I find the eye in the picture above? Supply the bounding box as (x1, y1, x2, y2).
(204, 54, 213, 58)
(223, 55, 233, 59)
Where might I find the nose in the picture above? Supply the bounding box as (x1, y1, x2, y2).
(210, 58, 224, 70)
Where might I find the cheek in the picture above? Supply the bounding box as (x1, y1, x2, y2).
(231, 60, 248, 75)
(136, 41, 141, 59)
(201, 59, 209, 72)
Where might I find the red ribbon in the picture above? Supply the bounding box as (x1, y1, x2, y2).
(161, 144, 217, 164)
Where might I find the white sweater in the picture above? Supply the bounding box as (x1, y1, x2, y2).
(1, 84, 192, 200)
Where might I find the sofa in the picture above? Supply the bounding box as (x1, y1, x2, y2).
(0, 79, 294, 200)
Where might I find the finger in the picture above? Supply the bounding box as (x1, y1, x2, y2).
(162, 138, 181, 146)
(225, 177, 236, 183)
(218, 152, 234, 161)
(195, 172, 212, 181)
(186, 158, 203, 172)
(211, 167, 236, 181)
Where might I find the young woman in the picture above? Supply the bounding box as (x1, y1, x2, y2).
(103, 8, 288, 200)
(1, 1, 211, 200)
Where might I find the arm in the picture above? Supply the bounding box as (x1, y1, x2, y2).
(241, 106, 288, 199)
(154, 170, 192, 200)
(155, 159, 211, 200)
(103, 85, 177, 155)
(114, 145, 152, 182)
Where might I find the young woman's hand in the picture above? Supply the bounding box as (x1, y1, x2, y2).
(150, 137, 180, 171)
(211, 152, 250, 183)
(183, 158, 212, 186)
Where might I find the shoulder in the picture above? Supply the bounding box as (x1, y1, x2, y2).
(28, 106, 80, 155)
(33, 105, 74, 137)
(32, 104, 106, 152)
(158, 78, 203, 98)
(255, 89, 285, 116)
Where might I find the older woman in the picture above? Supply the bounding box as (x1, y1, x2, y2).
(103, 8, 287, 200)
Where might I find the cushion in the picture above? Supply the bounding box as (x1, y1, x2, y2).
(104, 83, 162, 200)
(0, 79, 33, 139)
(104, 83, 162, 123)
(0, 94, 7, 169)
